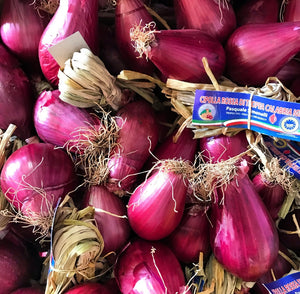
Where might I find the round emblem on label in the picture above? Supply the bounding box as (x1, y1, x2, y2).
(280, 117, 299, 133)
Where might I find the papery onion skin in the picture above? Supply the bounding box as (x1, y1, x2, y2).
(106, 100, 159, 196)
(0, 46, 34, 140)
(64, 282, 112, 294)
(38, 0, 99, 85)
(114, 238, 191, 294)
(0, 143, 78, 218)
(34, 89, 102, 153)
(166, 204, 211, 264)
(83, 185, 131, 255)
(146, 29, 226, 83)
(127, 167, 188, 240)
(225, 21, 300, 86)
(282, 0, 300, 22)
(174, 0, 236, 43)
(0, 0, 48, 63)
(210, 161, 279, 282)
(115, 0, 155, 74)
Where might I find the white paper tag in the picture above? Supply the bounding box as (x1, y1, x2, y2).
(48, 31, 90, 68)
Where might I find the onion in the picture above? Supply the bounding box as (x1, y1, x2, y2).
(0, 0, 48, 63)
(275, 58, 300, 87)
(127, 159, 191, 240)
(0, 44, 34, 140)
(0, 143, 78, 232)
(106, 99, 159, 196)
(174, 0, 236, 43)
(235, 0, 280, 26)
(114, 238, 190, 294)
(165, 203, 211, 264)
(281, 0, 300, 22)
(38, 0, 99, 85)
(225, 21, 300, 86)
(252, 172, 286, 221)
(64, 282, 112, 294)
(10, 287, 45, 294)
(83, 185, 131, 255)
(290, 77, 300, 97)
(130, 26, 226, 83)
(210, 160, 279, 281)
(115, 0, 155, 74)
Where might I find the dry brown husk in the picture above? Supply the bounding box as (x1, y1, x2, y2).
(45, 196, 109, 294)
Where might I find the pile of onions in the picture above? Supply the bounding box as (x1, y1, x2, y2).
(83, 185, 131, 255)
(225, 21, 300, 86)
(0, 44, 34, 140)
(174, 0, 236, 42)
(115, 0, 155, 74)
(38, 0, 99, 85)
(210, 160, 279, 281)
(0, 0, 49, 64)
(130, 26, 226, 83)
(0, 143, 78, 232)
(114, 238, 190, 294)
(165, 203, 211, 264)
(127, 159, 191, 240)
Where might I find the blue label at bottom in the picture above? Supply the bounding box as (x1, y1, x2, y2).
(264, 271, 300, 294)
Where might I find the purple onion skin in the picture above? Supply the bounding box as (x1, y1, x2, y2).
(38, 0, 99, 86)
(34, 89, 101, 152)
(0, 43, 20, 68)
(0, 143, 78, 217)
(127, 169, 188, 241)
(114, 238, 191, 294)
(210, 162, 279, 282)
(148, 29, 226, 83)
(174, 0, 236, 43)
(83, 185, 131, 255)
(275, 58, 300, 87)
(115, 0, 155, 74)
(225, 21, 300, 86)
(64, 282, 112, 294)
(290, 77, 300, 97)
(10, 287, 45, 294)
(166, 204, 211, 264)
(252, 172, 286, 221)
(282, 0, 300, 22)
(235, 0, 280, 26)
(0, 0, 48, 63)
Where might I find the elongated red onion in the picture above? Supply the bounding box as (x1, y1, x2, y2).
(275, 58, 300, 87)
(225, 21, 300, 86)
(174, 0, 236, 42)
(38, 0, 99, 85)
(114, 238, 190, 294)
(106, 99, 159, 196)
(210, 160, 279, 281)
(10, 287, 45, 294)
(115, 0, 155, 74)
(0, 44, 34, 140)
(277, 207, 300, 255)
(0, 0, 48, 63)
(83, 185, 131, 255)
(131, 27, 226, 83)
(0, 143, 78, 226)
(281, 0, 300, 22)
(166, 203, 211, 264)
(64, 282, 112, 294)
(235, 0, 280, 26)
(33, 89, 102, 153)
(127, 160, 190, 240)
(252, 172, 286, 221)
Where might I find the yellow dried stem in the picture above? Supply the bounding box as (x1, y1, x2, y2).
(31, 0, 59, 15)
(0, 124, 17, 169)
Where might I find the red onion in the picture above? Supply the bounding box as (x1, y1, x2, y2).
(210, 160, 279, 281)
(165, 203, 211, 264)
(277, 207, 300, 255)
(290, 77, 300, 97)
(83, 185, 131, 255)
(131, 27, 226, 83)
(38, 0, 99, 86)
(235, 0, 280, 26)
(275, 58, 300, 87)
(174, 0, 236, 43)
(115, 0, 155, 74)
(0, 44, 34, 140)
(127, 160, 190, 240)
(64, 282, 111, 294)
(281, 0, 300, 22)
(0, 0, 48, 63)
(10, 287, 45, 294)
(252, 172, 286, 221)
(114, 238, 190, 294)
(0, 143, 78, 228)
(225, 21, 300, 86)
(106, 99, 159, 196)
